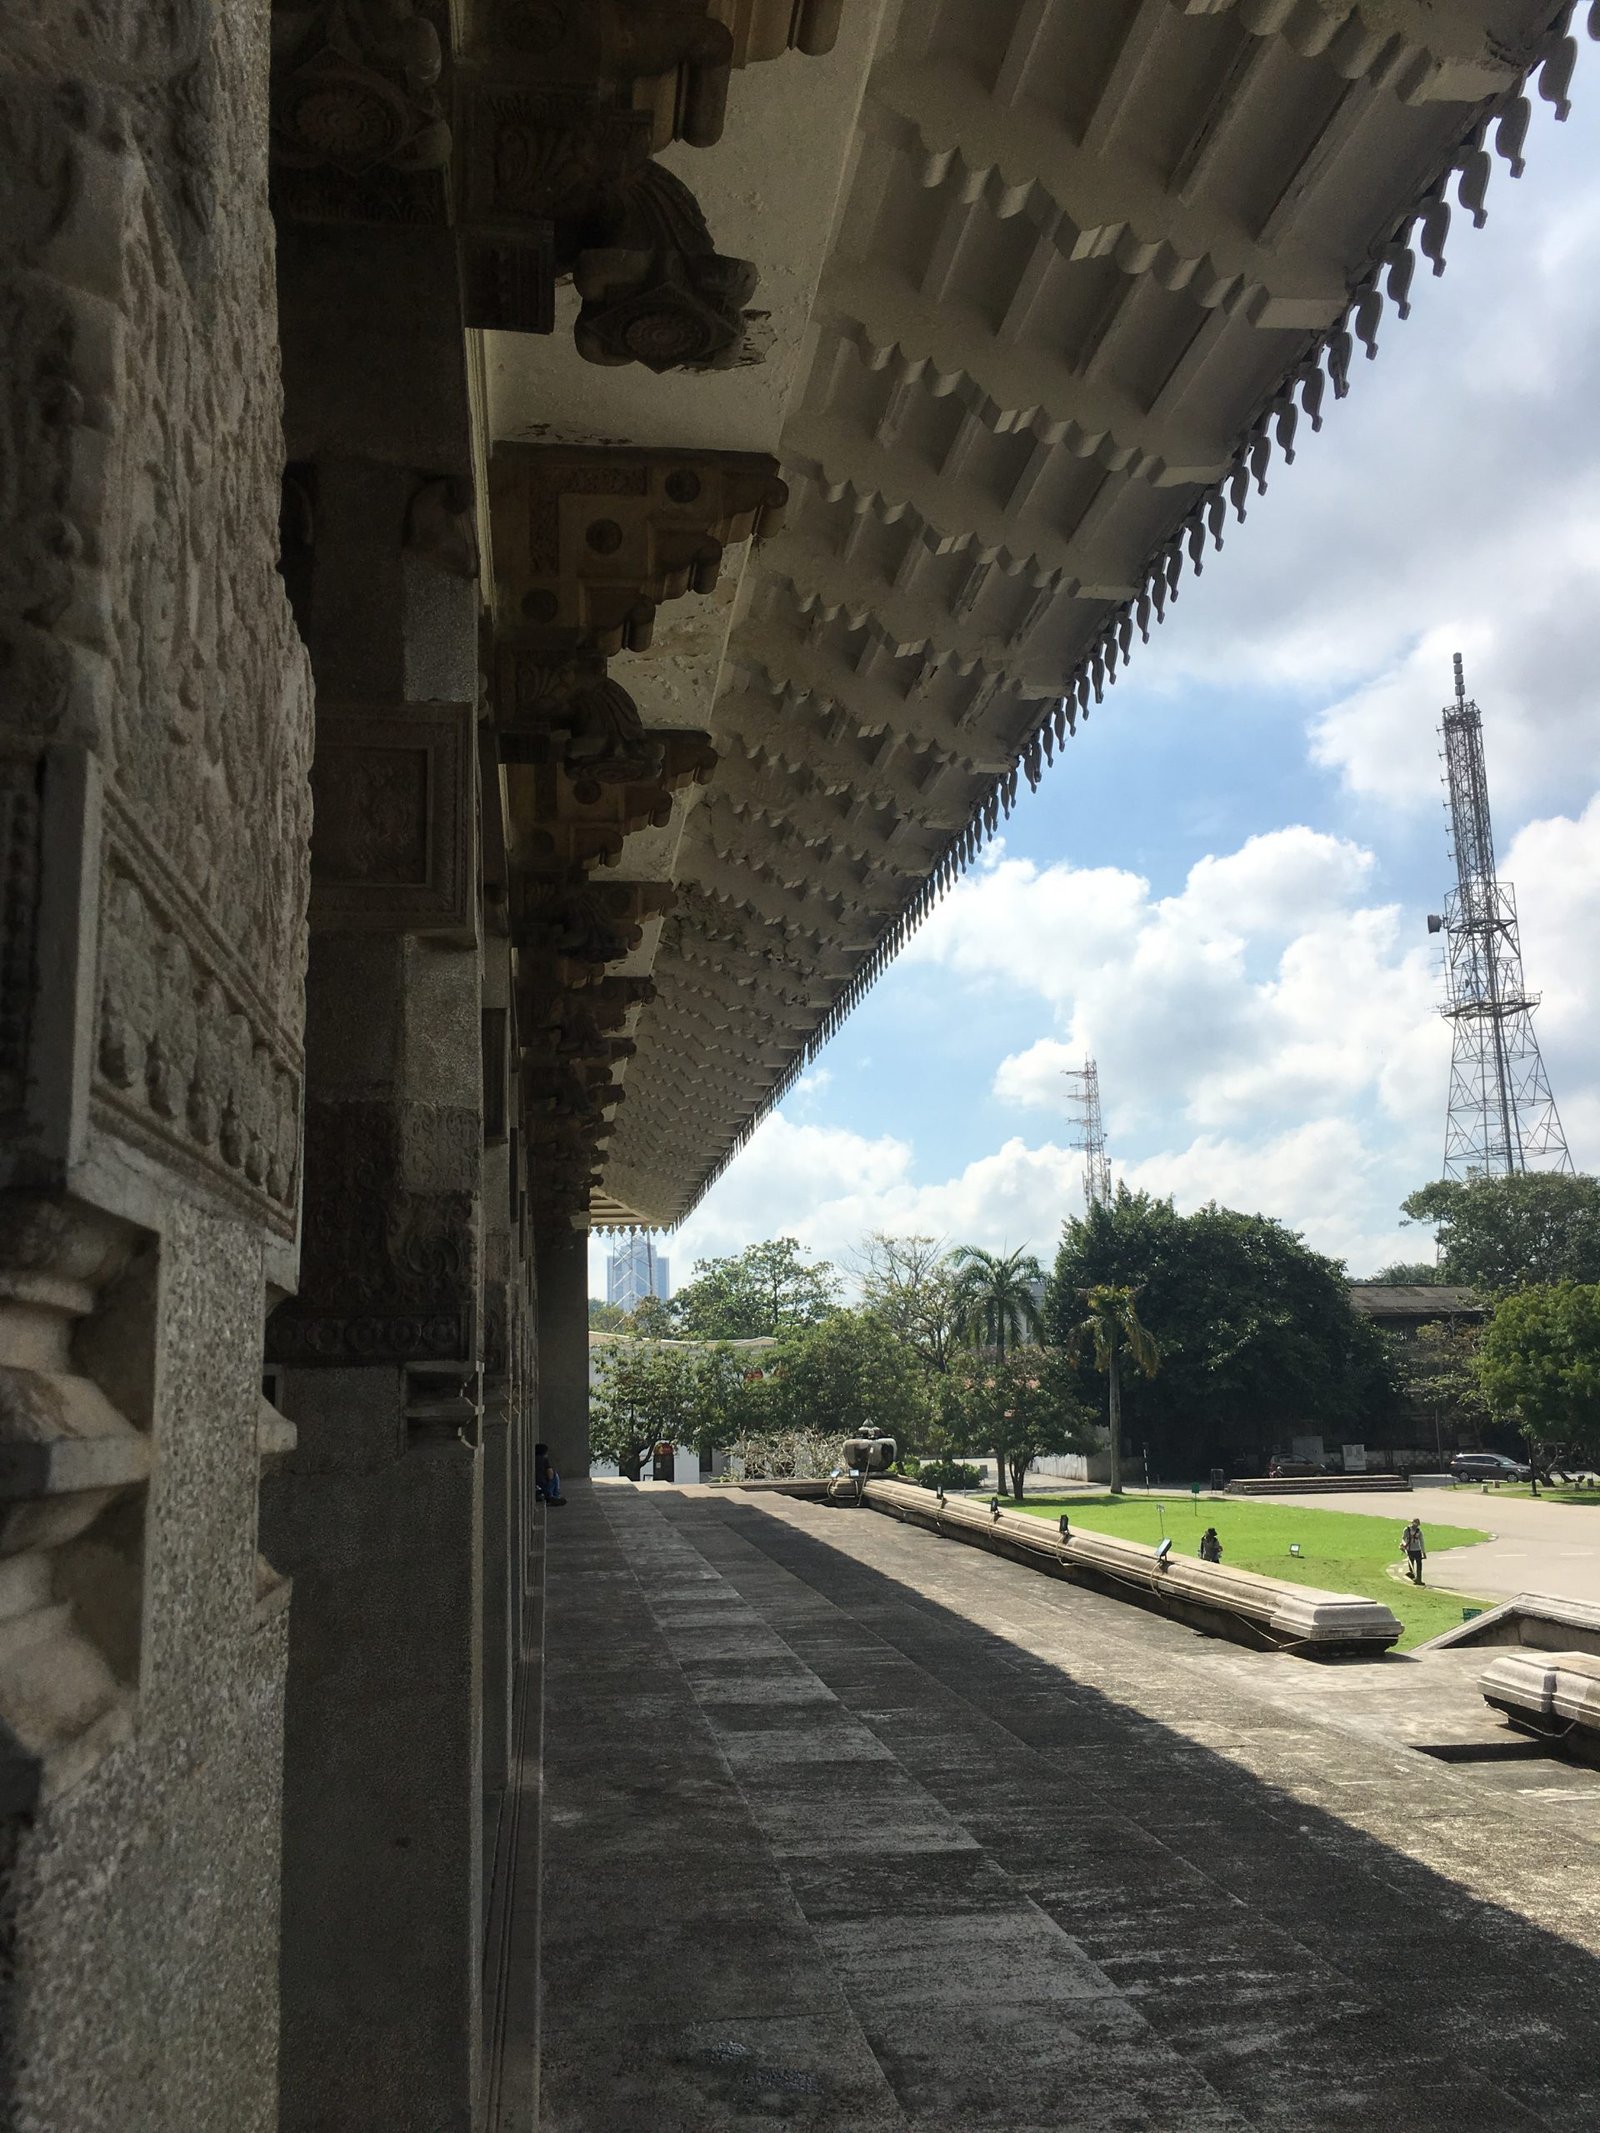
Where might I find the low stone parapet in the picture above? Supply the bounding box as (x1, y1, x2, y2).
(860, 1479, 1401, 1657)
(1481, 1649, 1600, 1762)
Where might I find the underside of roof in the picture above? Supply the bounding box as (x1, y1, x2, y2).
(588, 0, 1585, 1228)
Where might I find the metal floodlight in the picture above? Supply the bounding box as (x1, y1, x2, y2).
(936, 1484, 946, 1508)
(1289, 1542, 1302, 1557)
(1155, 1537, 1173, 1567)
(1426, 912, 1443, 935)
(1058, 1514, 1071, 1542)
(990, 1495, 1001, 1522)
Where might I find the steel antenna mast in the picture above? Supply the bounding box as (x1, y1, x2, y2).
(1062, 1059, 1113, 1211)
(1426, 653, 1571, 1180)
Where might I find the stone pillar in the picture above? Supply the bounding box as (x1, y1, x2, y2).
(261, 226, 487, 2133)
(536, 1226, 591, 1481)
(0, 10, 312, 2125)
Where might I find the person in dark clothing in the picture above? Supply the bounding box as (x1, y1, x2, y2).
(1198, 1526, 1223, 1564)
(535, 1442, 566, 1507)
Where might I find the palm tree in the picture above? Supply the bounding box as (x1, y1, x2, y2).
(948, 1245, 1043, 1361)
(1067, 1284, 1159, 1496)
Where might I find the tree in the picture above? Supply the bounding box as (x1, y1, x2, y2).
(756, 1309, 931, 1447)
(1046, 1188, 1398, 1478)
(1401, 1173, 1600, 1296)
(947, 1347, 1095, 1500)
(670, 1237, 840, 1339)
(589, 1339, 695, 1480)
(1396, 1319, 1489, 1465)
(1474, 1283, 1600, 1470)
(855, 1232, 962, 1375)
(1065, 1284, 1159, 1495)
(628, 1294, 673, 1338)
(588, 1297, 629, 1329)
(949, 1245, 1043, 1360)
(1372, 1261, 1443, 1285)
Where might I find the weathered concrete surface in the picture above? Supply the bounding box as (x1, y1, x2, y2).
(542, 1482, 1600, 2133)
(1250, 1486, 1600, 1607)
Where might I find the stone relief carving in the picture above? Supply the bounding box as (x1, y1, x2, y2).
(266, 1101, 476, 1365)
(2, 28, 314, 1212)
(93, 798, 302, 1239)
(0, 758, 42, 1118)
(309, 702, 475, 937)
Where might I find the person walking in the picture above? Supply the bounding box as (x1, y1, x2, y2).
(1401, 1517, 1426, 1585)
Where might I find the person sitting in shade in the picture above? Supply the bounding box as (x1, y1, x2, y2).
(1401, 1516, 1426, 1584)
(1198, 1526, 1223, 1564)
(535, 1442, 566, 1508)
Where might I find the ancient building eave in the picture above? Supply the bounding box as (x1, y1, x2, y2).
(589, 0, 1588, 1230)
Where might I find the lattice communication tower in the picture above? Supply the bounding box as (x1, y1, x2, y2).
(1427, 653, 1570, 1181)
(1062, 1059, 1113, 1211)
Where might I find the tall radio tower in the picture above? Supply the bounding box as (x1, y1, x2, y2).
(1427, 653, 1570, 1181)
(1063, 1059, 1112, 1211)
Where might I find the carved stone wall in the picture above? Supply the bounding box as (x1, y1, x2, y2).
(1, 6, 312, 2126)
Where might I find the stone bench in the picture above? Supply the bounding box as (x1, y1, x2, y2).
(859, 1479, 1401, 1657)
(1481, 1649, 1600, 1760)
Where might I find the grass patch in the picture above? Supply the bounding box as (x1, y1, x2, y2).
(1016, 1495, 1492, 1652)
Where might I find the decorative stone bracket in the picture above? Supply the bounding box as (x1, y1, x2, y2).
(0, 1198, 150, 1815)
(268, 0, 846, 362)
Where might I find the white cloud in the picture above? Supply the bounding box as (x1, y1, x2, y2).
(917, 828, 1442, 1140)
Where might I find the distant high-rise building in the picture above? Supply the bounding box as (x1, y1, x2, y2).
(607, 1234, 671, 1310)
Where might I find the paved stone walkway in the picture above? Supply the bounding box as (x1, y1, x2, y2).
(540, 1482, 1600, 2132)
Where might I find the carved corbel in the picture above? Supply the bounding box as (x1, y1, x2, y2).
(490, 444, 787, 646)
(269, 0, 454, 221)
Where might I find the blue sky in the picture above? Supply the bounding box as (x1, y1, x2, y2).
(598, 50, 1600, 1296)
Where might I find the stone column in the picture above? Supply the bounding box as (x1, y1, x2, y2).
(0, 11, 312, 2127)
(261, 224, 486, 2133)
(536, 1226, 592, 1481)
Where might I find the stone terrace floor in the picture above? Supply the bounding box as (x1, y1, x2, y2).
(538, 1482, 1600, 2132)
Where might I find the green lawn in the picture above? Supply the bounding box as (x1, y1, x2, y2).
(1015, 1495, 1492, 1651)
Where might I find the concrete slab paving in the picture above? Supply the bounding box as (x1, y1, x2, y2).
(539, 1482, 1600, 2131)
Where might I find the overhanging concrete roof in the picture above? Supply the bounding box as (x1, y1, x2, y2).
(485, 0, 1585, 1229)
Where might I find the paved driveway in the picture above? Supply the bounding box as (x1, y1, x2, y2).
(1247, 1485, 1600, 1606)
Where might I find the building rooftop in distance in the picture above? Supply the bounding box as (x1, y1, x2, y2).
(1348, 1283, 1486, 1318)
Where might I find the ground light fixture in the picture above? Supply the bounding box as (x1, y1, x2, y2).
(990, 1496, 1001, 1521)
(1058, 1514, 1071, 1542)
(1289, 1543, 1303, 1557)
(1156, 1538, 1173, 1568)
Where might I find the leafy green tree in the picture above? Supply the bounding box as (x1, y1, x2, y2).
(1475, 1283, 1600, 1468)
(947, 1347, 1095, 1500)
(1047, 1188, 1399, 1477)
(1401, 1173, 1600, 1296)
(670, 1237, 840, 1339)
(757, 1309, 930, 1447)
(589, 1339, 695, 1480)
(1065, 1284, 1159, 1495)
(1371, 1261, 1442, 1285)
(949, 1245, 1043, 1359)
(588, 1297, 629, 1330)
(628, 1294, 673, 1337)
(1395, 1319, 1489, 1465)
(856, 1232, 962, 1374)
